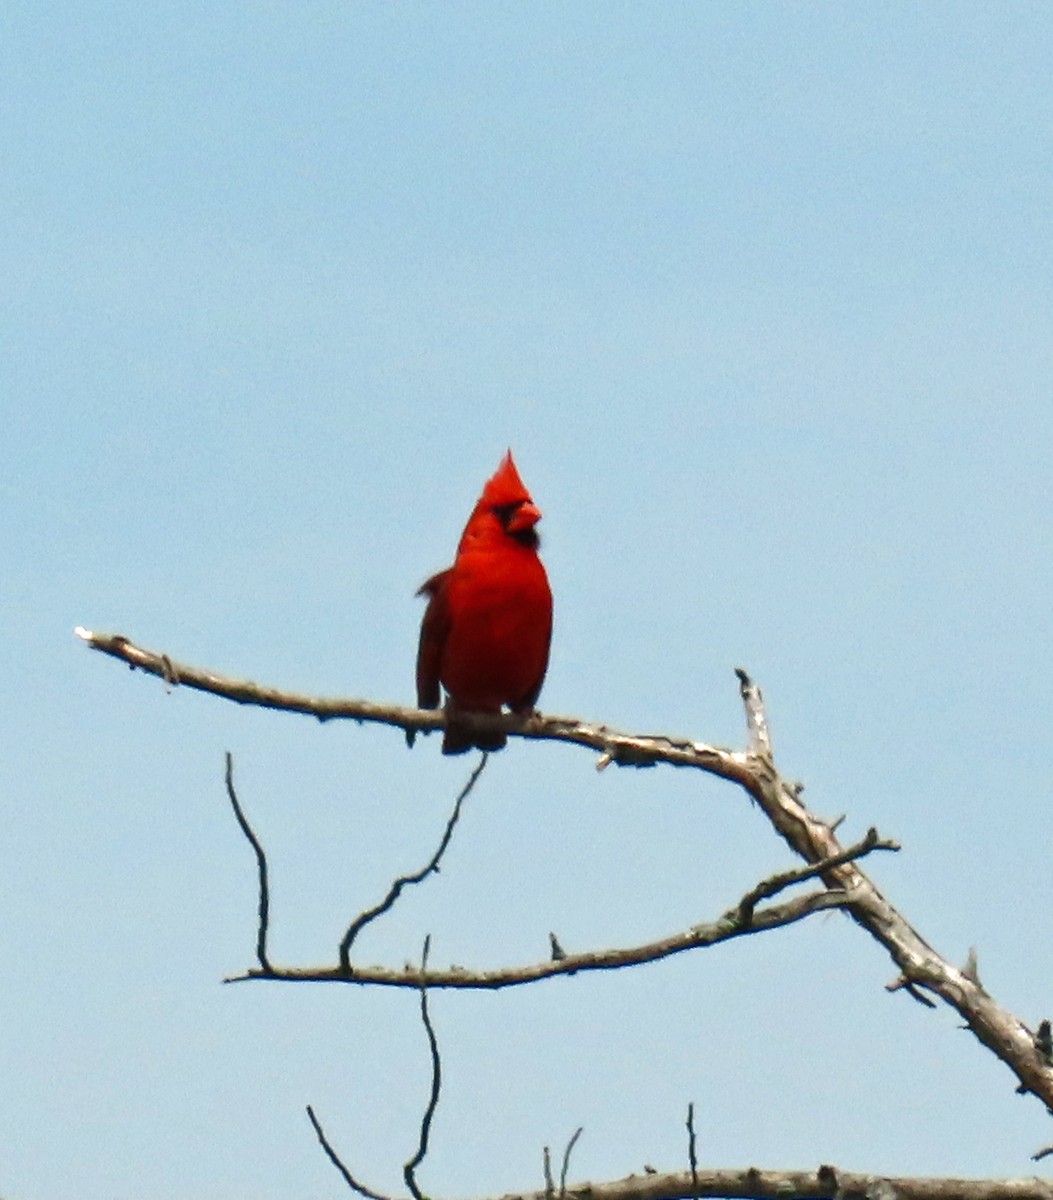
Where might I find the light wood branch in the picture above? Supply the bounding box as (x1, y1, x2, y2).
(722, 702, 1053, 1116)
(227, 886, 851, 988)
(77, 627, 1053, 1118)
(74, 627, 751, 782)
(221, 744, 892, 991)
(490, 1166, 1053, 1200)
(225, 843, 883, 989)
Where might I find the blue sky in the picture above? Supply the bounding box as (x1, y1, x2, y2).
(3, 3, 1053, 1197)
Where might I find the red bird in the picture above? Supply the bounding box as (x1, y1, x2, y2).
(416, 451, 553, 754)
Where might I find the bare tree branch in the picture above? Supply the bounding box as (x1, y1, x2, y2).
(724, 671, 1053, 1116)
(306, 1105, 392, 1200)
(559, 1127, 583, 1197)
(483, 1165, 1053, 1200)
(685, 1104, 698, 1199)
(215, 752, 889, 993)
(543, 1147, 555, 1198)
(78, 628, 1053, 1115)
(224, 752, 271, 972)
(735, 826, 897, 923)
(735, 667, 771, 758)
(404, 937, 441, 1200)
(306, 938, 445, 1200)
(227, 878, 861, 989)
(225, 832, 892, 990)
(885, 973, 938, 1010)
(340, 760, 487, 970)
(73, 628, 749, 781)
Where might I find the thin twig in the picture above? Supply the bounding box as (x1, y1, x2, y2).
(224, 752, 271, 972)
(543, 1147, 555, 1198)
(885, 975, 939, 1010)
(306, 1105, 392, 1200)
(404, 936, 441, 1200)
(340, 760, 487, 970)
(559, 1127, 583, 1196)
(686, 1103, 699, 1198)
(735, 827, 898, 924)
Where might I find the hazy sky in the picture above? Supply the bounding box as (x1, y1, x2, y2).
(4, 4, 1053, 1198)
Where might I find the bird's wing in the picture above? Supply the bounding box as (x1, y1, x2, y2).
(415, 568, 452, 709)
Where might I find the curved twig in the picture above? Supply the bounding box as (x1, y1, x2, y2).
(341, 760, 487, 970)
(306, 1105, 392, 1200)
(736, 827, 897, 923)
(224, 752, 271, 972)
(559, 1127, 583, 1197)
(404, 936, 441, 1200)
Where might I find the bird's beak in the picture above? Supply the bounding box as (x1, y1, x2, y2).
(507, 500, 542, 532)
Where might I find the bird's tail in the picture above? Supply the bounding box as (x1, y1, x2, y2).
(441, 705, 507, 755)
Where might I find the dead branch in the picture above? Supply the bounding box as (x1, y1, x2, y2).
(543, 1147, 554, 1198)
(225, 752, 271, 972)
(306, 1105, 391, 1200)
(560, 1127, 583, 1197)
(404, 937, 441, 1200)
(226, 877, 861, 989)
(79, 627, 1053, 1115)
(722, 673, 1053, 1115)
(735, 826, 897, 923)
(735, 667, 771, 757)
(341, 760, 487, 970)
(222, 751, 485, 974)
(222, 751, 888, 990)
(74, 628, 750, 782)
(307, 938, 444, 1200)
(484, 1166, 1053, 1200)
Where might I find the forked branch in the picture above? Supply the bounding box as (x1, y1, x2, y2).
(308, 937, 443, 1200)
(79, 626, 1053, 1117)
(340, 760, 487, 970)
(222, 760, 892, 989)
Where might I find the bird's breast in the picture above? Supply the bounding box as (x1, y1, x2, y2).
(439, 547, 552, 710)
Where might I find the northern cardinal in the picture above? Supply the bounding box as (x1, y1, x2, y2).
(416, 451, 553, 754)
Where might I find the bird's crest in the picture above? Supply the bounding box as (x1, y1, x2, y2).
(479, 450, 532, 510)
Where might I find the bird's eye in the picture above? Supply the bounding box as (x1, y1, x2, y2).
(491, 503, 520, 529)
